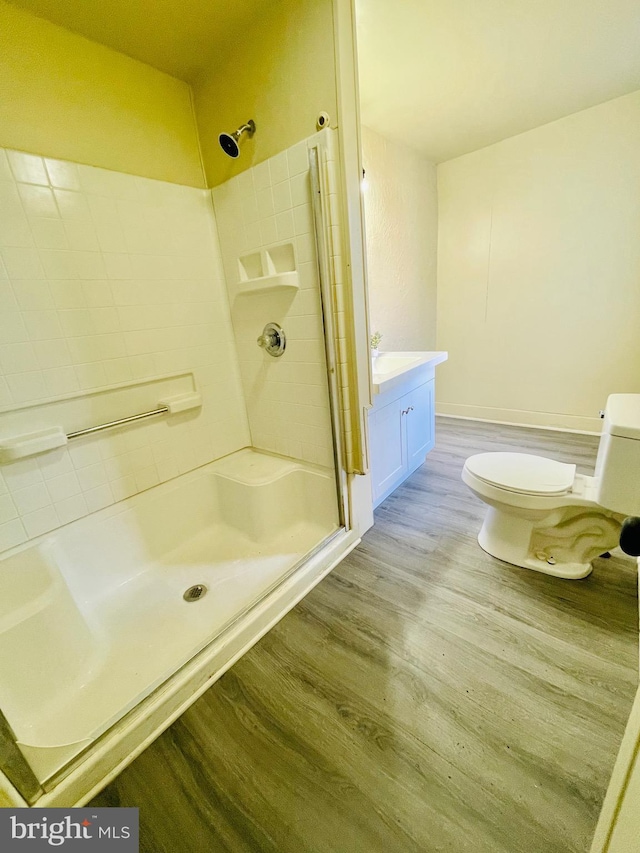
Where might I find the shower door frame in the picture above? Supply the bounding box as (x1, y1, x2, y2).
(308, 142, 351, 531)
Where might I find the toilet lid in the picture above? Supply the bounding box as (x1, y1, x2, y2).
(465, 452, 576, 496)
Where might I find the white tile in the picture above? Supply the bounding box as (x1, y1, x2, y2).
(287, 143, 310, 177)
(84, 483, 114, 513)
(12, 483, 51, 515)
(270, 151, 289, 185)
(0, 342, 38, 373)
(290, 172, 311, 207)
(42, 366, 80, 396)
(0, 494, 18, 524)
(260, 217, 278, 246)
(7, 151, 48, 185)
(127, 444, 154, 469)
(64, 220, 99, 252)
(94, 218, 126, 253)
(74, 251, 106, 280)
(23, 310, 64, 340)
(0, 182, 33, 248)
(134, 465, 159, 492)
(253, 161, 271, 191)
(77, 164, 115, 195)
(110, 474, 137, 502)
(50, 281, 86, 309)
(22, 506, 59, 537)
(53, 189, 90, 220)
(244, 221, 261, 250)
(39, 249, 78, 279)
(0, 519, 28, 552)
(6, 371, 47, 402)
(83, 281, 114, 307)
(2, 458, 42, 491)
(276, 210, 296, 241)
(0, 150, 12, 181)
(12, 280, 53, 311)
(38, 448, 74, 480)
(256, 187, 275, 219)
(2, 247, 44, 279)
(0, 377, 9, 407)
(156, 456, 179, 483)
(30, 218, 68, 250)
(45, 158, 81, 191)
(55, 494, 88, 525)
(103, 253, 132, 280)
(272, 180, 292, 214)
(77, 462, 109, 491)
(296, 233, 316, 264)
(69, 440, 103, 469)
(102, 357, 132, 385)
(33, 339, 73, 369)
(46, 471, 82, 502)
(294, 204, 313, 236)
(18, 184, 58, 218)
(241, 193, 259, 224)
(0, 281, 17, 311)
(59, 308, 94, 337)
(90, 307, 120, 334)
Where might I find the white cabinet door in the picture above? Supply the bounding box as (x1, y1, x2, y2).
(370, 399, 406, 505)
(405, 380, 435, 472)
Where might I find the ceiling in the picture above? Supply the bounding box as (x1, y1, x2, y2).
(7, 0, 275, 83)
(356, 0, 640, 163)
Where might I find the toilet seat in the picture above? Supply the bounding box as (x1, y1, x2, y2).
(464, 452, 576, 496)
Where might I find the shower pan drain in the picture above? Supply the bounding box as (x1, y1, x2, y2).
(183, 584, 208, 602)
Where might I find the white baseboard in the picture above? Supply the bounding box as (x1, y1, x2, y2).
(435, 402, 601, 435)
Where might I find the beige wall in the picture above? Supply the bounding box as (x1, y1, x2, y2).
(436, 90, 640, 432)
(193, 0, 337, 188)
(361, 126, 438, 350)
(0, 1, 204, 187)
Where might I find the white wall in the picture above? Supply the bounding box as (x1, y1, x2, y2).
(436, 90, 640, 432)
(212, 133, 335, 468)
(361, 126, 438, 351)
(0, 147, 249, 550)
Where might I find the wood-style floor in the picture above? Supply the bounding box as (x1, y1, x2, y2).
(92, 418, 639, 853)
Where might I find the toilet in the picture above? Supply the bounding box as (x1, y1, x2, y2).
(461, 394, 640, 579)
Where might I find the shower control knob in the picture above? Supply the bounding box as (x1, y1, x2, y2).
(257, 322, 286, 358)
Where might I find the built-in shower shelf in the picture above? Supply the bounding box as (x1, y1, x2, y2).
(235, 271, 299, 298)
(235, 243, 299, 299)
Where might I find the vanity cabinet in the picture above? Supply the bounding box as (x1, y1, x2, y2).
(368, 354, 446, 508)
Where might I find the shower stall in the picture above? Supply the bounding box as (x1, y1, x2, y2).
(0, 122, 367, 805)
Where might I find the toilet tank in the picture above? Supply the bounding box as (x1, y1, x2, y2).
(595, 394, 640, 515)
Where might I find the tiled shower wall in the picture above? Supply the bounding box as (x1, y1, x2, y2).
(0, 148, 249, 552)
(212, 131, 335, 468)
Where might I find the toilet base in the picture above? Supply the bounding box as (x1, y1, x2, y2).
(476, 506, 620, 579)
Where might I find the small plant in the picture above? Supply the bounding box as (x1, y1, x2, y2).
(370, 331, 383, 350)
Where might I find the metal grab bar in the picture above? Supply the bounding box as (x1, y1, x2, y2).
(66, 406, 169, 440)
(0, 393, 202, 463)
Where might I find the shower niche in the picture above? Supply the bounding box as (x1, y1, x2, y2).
(235, 242, 300, 299)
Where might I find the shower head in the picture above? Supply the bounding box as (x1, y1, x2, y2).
(218, 120, 256, 158)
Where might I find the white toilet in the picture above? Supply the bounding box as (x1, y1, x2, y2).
(462, 394, 640, 579)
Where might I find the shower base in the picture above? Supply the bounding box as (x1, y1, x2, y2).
(0, 449, 340, 785)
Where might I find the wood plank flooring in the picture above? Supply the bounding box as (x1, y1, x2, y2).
(91, 418, 639, 853)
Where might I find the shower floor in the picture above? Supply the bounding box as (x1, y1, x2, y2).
(0, 449, 339, 782)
